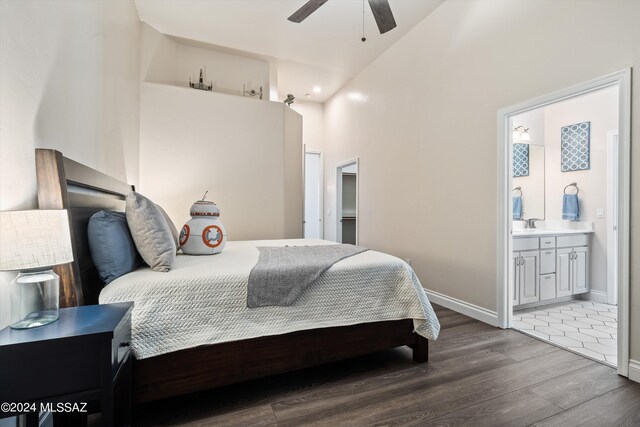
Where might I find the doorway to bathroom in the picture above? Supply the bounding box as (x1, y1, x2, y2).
(497, 70, 631, 375)
(336, 159, 358, 245)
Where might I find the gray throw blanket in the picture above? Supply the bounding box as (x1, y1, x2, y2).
(247, 244, 368, 308)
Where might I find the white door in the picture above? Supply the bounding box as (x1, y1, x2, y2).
(556, 248, 573, 297)
(519, 250, 539, 304)
(304, 152, 323, 239)
(573, 246, 589, 294)
(512, 252, 520, 306)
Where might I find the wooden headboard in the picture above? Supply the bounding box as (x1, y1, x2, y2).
(36, 149, 135, 307)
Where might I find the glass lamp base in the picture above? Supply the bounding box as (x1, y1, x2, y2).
(11, 311, 59, 329)
(10, 270, 60, 329)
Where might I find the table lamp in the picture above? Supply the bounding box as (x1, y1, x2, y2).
(0, 210, 74, 329)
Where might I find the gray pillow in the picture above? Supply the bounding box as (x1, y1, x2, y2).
(87, 211, 141, 284)
(157, 205, 179, 250)
(126, 192, 176, 272)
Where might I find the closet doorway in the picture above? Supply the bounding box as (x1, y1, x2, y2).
(497, 69, 631, 376)
(336, 159, 358, 245)
(304, 151, 323, 239)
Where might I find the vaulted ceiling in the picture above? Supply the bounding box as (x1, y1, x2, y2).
(134, 0, 443, 102)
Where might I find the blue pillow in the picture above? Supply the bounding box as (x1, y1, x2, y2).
(88, 211, 141, 284)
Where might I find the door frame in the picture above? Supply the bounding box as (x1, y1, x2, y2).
(304, 150, 324, 239)
(336, 158, 359, 244)
(496, 69, 631, 376)
(606, 130, 619, 305)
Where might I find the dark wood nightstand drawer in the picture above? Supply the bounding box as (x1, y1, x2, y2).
(112, 311, 132, 373)
(1, 338, 102, 402)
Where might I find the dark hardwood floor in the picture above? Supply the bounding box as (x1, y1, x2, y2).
(134, 304, 640, 426)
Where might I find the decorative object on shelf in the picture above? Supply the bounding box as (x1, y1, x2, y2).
(513, 143, 530, 177)
(561, 121, 590, 172)
(180, 191, 227, 255)
(0, 210, 73, 329)
(284, 94, 295, 106)
(243, 84, 263, 100)
(189, 68, 213, 91)
(512, 125, 531, 142)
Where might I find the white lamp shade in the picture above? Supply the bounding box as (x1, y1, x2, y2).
(520, 131, 531, 142)
(0, 210, 74, 271)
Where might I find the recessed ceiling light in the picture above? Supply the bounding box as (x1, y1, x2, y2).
(312, 86, 322, 93)
(305, 93, 311, 98)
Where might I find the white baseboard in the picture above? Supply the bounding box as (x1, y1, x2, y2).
(584, 290, 609, 304)
(628, 359, 640, 383)
(426, 289, 498, 327)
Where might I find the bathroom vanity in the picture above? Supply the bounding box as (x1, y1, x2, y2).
(512, 229, 592, 308)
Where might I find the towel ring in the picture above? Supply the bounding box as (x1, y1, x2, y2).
(512, 186, 522, 197)
(564, 182, 579, 195)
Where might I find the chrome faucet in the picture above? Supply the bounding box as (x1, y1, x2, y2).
(527, 218, 542, 229)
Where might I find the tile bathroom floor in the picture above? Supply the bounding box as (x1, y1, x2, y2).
(513, 300, 617, 366)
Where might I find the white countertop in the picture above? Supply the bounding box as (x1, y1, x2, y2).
(513, 229, 594, 237)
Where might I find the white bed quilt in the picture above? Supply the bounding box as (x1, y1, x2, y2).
(99, 239, 441, 359)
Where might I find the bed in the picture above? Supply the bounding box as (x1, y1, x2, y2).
(35, 148, 440, 404)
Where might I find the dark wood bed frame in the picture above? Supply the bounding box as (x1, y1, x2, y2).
(35, 148, 428, 404)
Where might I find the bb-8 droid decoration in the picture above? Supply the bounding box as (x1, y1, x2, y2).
(179, 194, 227, 255)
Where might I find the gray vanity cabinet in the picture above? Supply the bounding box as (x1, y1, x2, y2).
(556, 247, 574, 298)
(513, 233, 589, 308)
(519, 250, 540, 304)
(556, 235, 589, 297)
(512, 247, 540, 306)
(557, 246, 588, 296)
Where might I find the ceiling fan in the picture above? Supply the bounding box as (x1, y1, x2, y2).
(288, 0, 397, 35)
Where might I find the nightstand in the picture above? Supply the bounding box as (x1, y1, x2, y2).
(0, 302, 133, 426)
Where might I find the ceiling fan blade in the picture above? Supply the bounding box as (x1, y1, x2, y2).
(367, 0, 397, 34)
(288, 0, 329, 23)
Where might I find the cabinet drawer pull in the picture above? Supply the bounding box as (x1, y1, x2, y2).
(545, 251, 553, 255)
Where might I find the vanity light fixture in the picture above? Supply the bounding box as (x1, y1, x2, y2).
(513, 125, 531, 142)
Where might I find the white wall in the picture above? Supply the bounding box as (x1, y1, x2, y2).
(141, 22, 179, 84)
(321, 0, 640, 359)
(0, 0, 140, 328)
(544, 86, 618, 294)
(142, 23, 269, 98)
(291, 101, 325, 152)
(139, 82, 302, 240)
